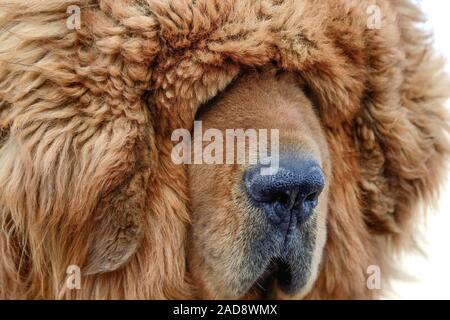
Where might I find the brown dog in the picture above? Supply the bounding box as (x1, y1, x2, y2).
(0, 0, 449, 299)
(188, 70, 331, 299)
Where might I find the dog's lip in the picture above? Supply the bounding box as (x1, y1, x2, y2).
(249, 257, 294, 297)
(244, 225, 316, 298)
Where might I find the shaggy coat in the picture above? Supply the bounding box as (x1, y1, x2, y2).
(0, 0, 449, 299)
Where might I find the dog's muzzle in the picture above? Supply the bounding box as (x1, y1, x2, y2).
(242, 155, 325, 296)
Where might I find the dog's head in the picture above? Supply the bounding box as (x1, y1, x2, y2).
(1, 0, 449, 300)
(186, 69, 331, 299)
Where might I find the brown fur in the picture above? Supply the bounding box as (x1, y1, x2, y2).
(0, 0, 448, 299)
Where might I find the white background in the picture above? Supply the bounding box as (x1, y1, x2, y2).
(389, 1, 450, 300)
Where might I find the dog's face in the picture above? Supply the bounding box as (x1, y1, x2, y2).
(187, 70, 332, 299)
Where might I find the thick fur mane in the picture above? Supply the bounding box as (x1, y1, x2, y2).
(0, 0, 448, 299)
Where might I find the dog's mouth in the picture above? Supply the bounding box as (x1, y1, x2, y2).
(239, 217, 319, 299)
(245, 257, 299, 299)
(256, 258, 292, 293)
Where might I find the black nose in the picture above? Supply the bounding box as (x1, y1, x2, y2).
(244, 158, 324, 227)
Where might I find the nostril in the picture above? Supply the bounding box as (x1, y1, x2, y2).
(250, 189, 291, 206)
(271, 192, 291, 205)
(305, 191, 320, 203)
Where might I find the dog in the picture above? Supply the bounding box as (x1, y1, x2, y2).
(0, 0, 448, 299)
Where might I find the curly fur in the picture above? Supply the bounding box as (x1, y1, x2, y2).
(0, 0, 448, 299)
